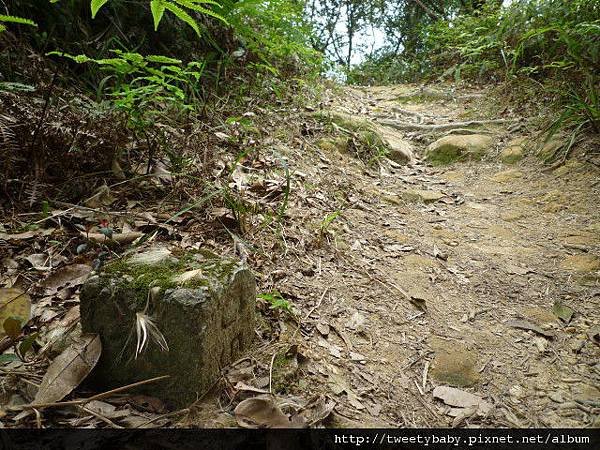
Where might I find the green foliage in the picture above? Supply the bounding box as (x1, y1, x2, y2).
(44, 48, 206, 174)
(347, 1, 599, 84)
(320, 211, 340, 235)
(90, 0, 110, 17)
(544, 75, 599, 163)
(347, 0, 599, 151)
(49, 50, 205, 126)
(258, 291, 293, 313)
(218, 0, 322, 76)
(5, 0, 321, 87)
(89, 0, 227, 35)
(0, 14, 37, 32)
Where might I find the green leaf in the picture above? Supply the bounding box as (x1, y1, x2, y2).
(164, 1, 201, 36)
(0, 14, 37, 27)
(146, 55, 182, 64)
(0, 82, 35, 92)
(47, 51, 93, 64)
(150, 0, 166, 31)
(18, 332, 39, 358)
(90, 0, 110, 18)
(3, 316, 24, 340)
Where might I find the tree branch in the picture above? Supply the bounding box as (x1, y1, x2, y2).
(409, 0, 440, 20)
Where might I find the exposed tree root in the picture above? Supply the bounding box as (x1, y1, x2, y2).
(377, 118, 516, 132)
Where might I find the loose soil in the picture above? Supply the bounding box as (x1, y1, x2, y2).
(231, 84, 600, 428)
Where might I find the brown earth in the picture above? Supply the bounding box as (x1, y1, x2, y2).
(216, 84, 600, 428)
(3, 83, 598, 429)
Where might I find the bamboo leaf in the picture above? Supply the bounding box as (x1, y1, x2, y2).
(90, 0, 110, 18)
(150, 0, 166, 31)
(0, 15, 37, 27)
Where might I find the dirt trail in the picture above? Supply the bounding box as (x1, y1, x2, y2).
(254, 84, 600, 428)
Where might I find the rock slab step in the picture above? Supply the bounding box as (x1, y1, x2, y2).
(80, 247, 256, 407)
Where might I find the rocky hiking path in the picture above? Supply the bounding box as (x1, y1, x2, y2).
(246, 84, 600, 428)
(2, 83, 599, 429)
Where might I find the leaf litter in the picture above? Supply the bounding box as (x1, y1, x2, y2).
(1, 83, 599, 430)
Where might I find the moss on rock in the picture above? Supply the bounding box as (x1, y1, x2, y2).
(315, 112, 390, 164)
(80, 246, 256, 407)
(426, 134, 494, 165)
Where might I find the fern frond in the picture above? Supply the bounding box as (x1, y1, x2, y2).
(174, 0, 228, 24)
(150, 0, 166, 31)
(25, 179, 46, 207)
(0, 114, 18, 178)
(0, 14, 37, 28)
(164, 1, 201, 36)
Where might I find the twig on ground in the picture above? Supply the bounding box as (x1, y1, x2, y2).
(134, 408, 190, 428)
(268, 351, 278, 394)
(303, 287, 330, 321)
(79, 405, 124, 429)
(17, 375, 170, 410)
(33, 408, 42, 429)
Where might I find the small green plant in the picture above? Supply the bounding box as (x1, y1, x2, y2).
(543, 75, 599, 163)
(319, 210, 340, 243)
(320, 211, 339, 232)
(51, 50, 205, 113)
(50, 50, 206, 167)
(258, 291, 293, 314)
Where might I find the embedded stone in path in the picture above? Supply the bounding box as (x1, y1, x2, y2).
(80, 246, 256, 407)
(401, 189, 446, 204)
(426, 134, 494, 165)
(560, 254, 600, 272)
(491, 169, 524, 183)
(430, 338, 480, 387)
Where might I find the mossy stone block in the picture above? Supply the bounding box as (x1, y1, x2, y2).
(80, 247, 255, 407)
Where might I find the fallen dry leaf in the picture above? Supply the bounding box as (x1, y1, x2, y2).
(432, 385, 492, 415)
(0, 288, 31, 339)
(32, 333, 101, 405)
(25, 254, 51, 271)
(552, 302, 573, 323)
(234, 381, 271, 395)
(0, 228, 55, 241)
(295, 395, 336, 426)
(588, 326, 600, 346)
(346, 311, 366, 330)
(234, 395, 305, 428)
(316, 321, 330, 336)
(41, 264, 92, 294)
